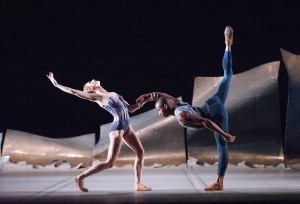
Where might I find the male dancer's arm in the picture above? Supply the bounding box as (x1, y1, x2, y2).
(136, 92, 174, 105)
(177, 111, 235, 142)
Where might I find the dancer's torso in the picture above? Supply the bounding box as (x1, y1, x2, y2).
(97, 92, 129, 122)
(174, 101, 209, 129)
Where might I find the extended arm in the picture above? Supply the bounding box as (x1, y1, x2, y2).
(177, 111, 235, 142)
(136, 92, 174, 106)
(47, 72, 102, 102)
(123, 100, 142, 113)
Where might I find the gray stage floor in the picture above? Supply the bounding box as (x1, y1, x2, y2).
(1, 161, 300, 204)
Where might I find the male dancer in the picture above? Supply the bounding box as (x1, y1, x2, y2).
(136, 26, 235, 191)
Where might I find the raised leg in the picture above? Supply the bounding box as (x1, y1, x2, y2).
(212, 26, 233, 105)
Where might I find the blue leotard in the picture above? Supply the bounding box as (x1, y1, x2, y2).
(100, 95, 130, 133)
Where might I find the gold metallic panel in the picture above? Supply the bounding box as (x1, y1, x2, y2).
(188, 61, 284, 167)
(2, 129, 95, 168)
(0, 132, 2, 156)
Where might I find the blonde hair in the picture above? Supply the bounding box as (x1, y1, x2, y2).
(83, 83, 95, 93)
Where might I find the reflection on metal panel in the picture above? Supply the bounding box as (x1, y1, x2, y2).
(2, 129, 95, 168)
(94, 107, 186, 166)
(0, 132, 2, 156)
(281, 49, 300, 166)
(188, 62, 283, 167)
(0, 132, 2, 171)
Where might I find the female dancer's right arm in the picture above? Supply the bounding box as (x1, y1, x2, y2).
(47, 72, 101, 102)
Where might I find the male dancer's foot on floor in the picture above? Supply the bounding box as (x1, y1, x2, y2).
(204, 182, 224, 191)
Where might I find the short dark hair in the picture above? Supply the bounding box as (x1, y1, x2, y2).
(155, 96, 167, 108)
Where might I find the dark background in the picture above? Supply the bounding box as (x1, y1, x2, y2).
(1, 0, 300, 139)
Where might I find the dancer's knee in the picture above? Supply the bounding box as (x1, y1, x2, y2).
(217, 143, 228, 154)
(137, 149, 145, 161)
(227, 70, 233, 77)
(104, 159, 116, 169)
(223, 71, 233, 80)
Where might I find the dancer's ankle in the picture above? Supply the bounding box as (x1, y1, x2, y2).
(78, 173, 86, 180)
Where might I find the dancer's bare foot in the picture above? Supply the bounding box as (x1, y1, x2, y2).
(135, 183, 152, 191)
(204, 182, 224, 191)
(224, 26, 233, 46)
(224, 133, 236, 142)
(73, 173, 88, 192)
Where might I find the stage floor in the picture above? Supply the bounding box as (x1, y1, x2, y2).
(1, 161, 300, 204)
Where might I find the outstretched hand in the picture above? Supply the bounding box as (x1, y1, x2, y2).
(136, 93, 159, 107)
(136, 95, 147, 106)
(225, 134, 236, 143)
(149, 93, 159, 101)
(46, 72, 58, 86)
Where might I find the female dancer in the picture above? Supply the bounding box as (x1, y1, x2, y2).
(47, 73, 151, 192)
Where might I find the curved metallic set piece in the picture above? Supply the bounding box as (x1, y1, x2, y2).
(1, 49, 299, 169)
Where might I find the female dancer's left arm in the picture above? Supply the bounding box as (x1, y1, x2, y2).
(47, 72, 103, 102)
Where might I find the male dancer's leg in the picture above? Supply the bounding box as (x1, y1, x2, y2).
(207, 42, 233, 169)
(204, 31, 233, 190)
(214, 51, 233, 104)
(213, 110, 229, 177)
